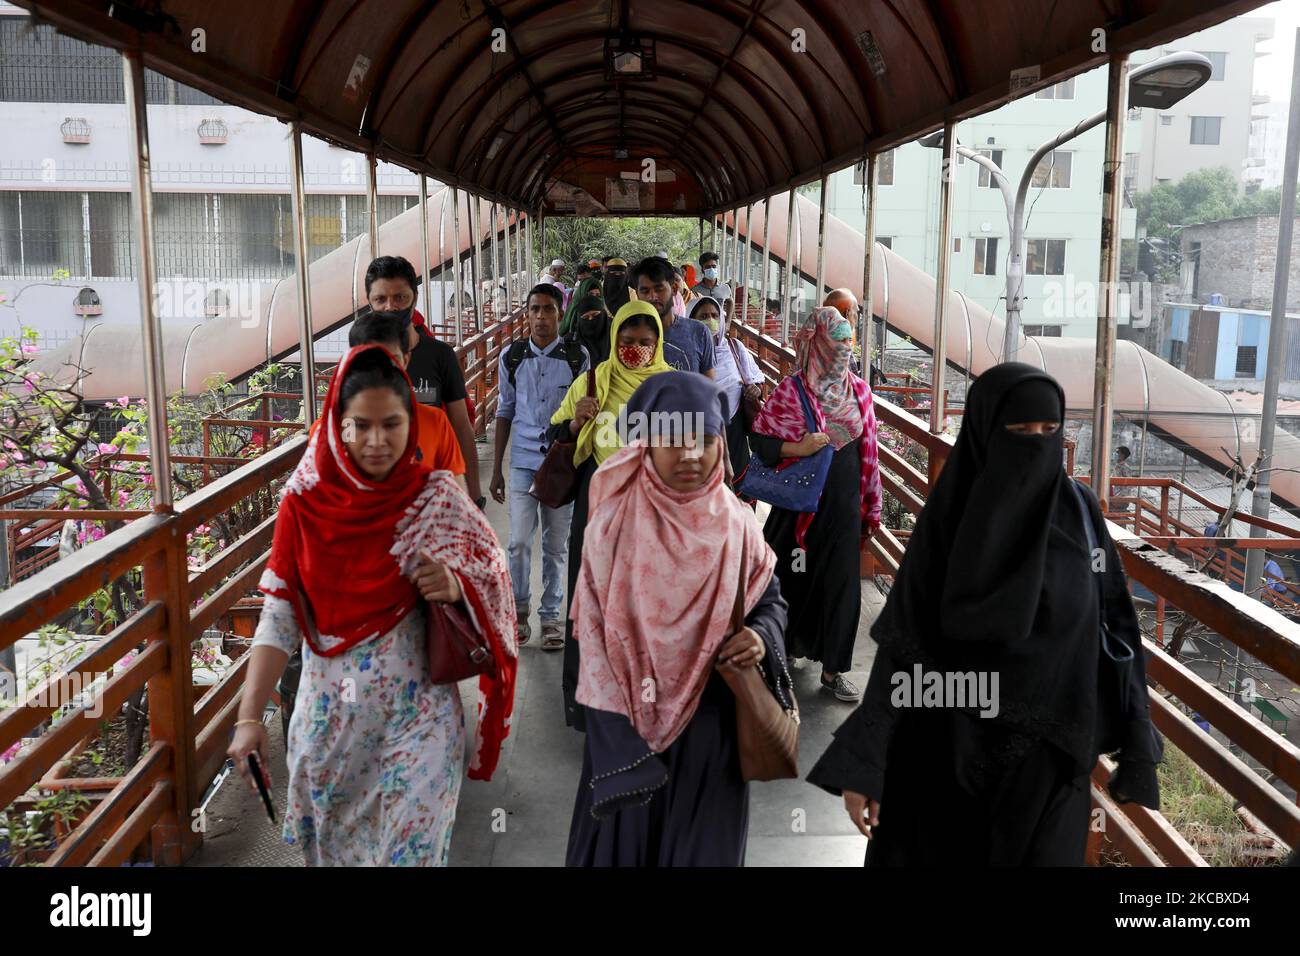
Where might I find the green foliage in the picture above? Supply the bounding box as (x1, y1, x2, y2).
(1156, 742, 1262, 866)
(541, 217, 702, 274)
(1135, 166, 1295, 240)
(0, 790, 90, 866)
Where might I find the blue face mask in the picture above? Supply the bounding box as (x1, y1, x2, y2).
(829, 319, 854, 341)
(703, 267, 719, 280)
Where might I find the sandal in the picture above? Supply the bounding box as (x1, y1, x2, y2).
(516, 619, 532, 647)
(540, 621, 565, 652)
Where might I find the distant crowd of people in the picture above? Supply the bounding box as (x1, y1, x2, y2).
(229, 250, 1162, 869)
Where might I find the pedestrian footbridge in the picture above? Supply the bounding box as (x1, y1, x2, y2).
(2, 0, 1297, 867)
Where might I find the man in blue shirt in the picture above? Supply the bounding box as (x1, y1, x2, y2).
(491, 284, 590, 650)
(633, 256, 716, 378)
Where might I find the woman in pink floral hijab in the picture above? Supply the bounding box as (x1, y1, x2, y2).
(749, 307, 882, 703)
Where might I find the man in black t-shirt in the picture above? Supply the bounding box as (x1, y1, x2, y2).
(364, 255, 483, 508)
(404, 327, 468, 408)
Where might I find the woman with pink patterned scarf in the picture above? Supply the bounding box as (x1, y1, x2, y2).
(749, 307, 882, 703)
(565, 372, 793, 866)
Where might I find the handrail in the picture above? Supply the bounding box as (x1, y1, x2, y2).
(0, 308, 524, 866)
(731, 317, 1300, 865)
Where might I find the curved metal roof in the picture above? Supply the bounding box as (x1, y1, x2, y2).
(15, 0, 1264, 214)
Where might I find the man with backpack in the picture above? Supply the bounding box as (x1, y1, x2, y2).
(490, 284, 591, 650)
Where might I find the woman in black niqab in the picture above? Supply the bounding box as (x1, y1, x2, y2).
(807, 362, 1162, 866)
(568, 289, 612, 366)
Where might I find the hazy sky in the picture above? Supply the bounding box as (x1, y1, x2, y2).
(1249, 1, 1300, 100)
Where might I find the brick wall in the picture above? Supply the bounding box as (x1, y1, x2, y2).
(1181, 215, 1300, 311)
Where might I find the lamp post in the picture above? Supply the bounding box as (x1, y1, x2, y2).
(920, 52, 1212, 362)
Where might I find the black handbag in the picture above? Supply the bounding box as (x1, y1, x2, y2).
(1069, 479, 1134, 753)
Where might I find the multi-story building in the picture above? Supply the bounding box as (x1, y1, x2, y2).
(1131, 16, 1275, 191)
(0, 3, 426, 361)
(819, 64, 1141, 340)
(1247, 99, 1290, 192)
(810, 16, 1272, 342)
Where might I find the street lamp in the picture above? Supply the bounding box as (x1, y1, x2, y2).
(921, 51, 1213, 361)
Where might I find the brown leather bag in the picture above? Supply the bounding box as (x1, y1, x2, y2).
(529, 368, 596, 509)
(727, 338, 764, 430)
(426, 590, 497, 685)
(717, 562, 800, 782)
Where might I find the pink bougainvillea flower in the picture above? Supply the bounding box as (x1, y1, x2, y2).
(117, 395, 131, 407)
(1, 741, 19, 764)
(20, 343, 38, 355)
(97, 442, 118, 455)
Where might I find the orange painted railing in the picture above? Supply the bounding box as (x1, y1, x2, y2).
(732, 317, 1300, 867)
(0, 307, 524, 866)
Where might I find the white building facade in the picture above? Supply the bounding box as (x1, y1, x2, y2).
(1131, 16, 1275, 191)
(0, 4, 427, 360)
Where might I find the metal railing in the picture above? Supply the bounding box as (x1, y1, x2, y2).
(733, 316, 1300, 867)
(0, 306, 524, 864)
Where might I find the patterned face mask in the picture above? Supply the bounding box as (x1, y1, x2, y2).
(618, 344, 655, 369)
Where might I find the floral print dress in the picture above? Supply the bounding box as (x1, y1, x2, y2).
(251, 595, 466, 866)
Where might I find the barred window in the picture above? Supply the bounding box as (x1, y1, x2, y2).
(0, 19, 220, 104)
(0, 191, 85, 277)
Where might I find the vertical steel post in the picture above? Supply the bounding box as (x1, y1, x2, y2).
(1089, 55, 1131, 510)
(418, 173, 431, 328)
(437, 186, 447, 334)
(0, 519, 13, 700)
(782, 190, 796, 343)
(758, 196, 771, 332)
(740, 202, 753, 324)
(469, 194, 483, 332)
(124, 49, 197, 867)
(452, 188, 464, 344)
(123, 52, 172, 508)
(526, 210, 535, 287)
(863, 153, 878, 372)
(815, 174, 829, 303)
(720, 209, 729, 284)
(930, 120, 957, 437)
(538, 210, 547, 279)
(367, 151, 380, 258)
(289, 123, 318, 422)
(503, 206, 513, 312)
(733, 207, 743, 291)
(1244, 28, 1300, 606)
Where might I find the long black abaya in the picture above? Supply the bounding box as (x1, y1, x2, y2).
(560, 455, 598, 732)
(751, 433, 862, 674)
(807, 363, 1162, 866)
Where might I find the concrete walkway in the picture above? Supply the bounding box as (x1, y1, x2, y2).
(191, 428, 882, 866)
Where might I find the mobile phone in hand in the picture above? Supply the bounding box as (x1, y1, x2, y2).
(248, 753, 277, 824)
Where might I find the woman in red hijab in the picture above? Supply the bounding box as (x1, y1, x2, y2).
(228, 344, 517, 866)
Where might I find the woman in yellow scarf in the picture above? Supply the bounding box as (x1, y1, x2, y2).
(551, 300, 675, 467)
(548, 300, 675, 728)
